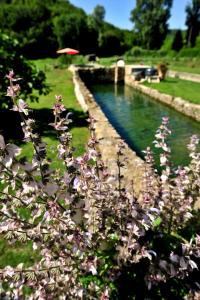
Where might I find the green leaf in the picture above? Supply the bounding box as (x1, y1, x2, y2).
(153, 217, 162, 227)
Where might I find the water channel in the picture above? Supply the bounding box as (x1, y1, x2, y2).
(88, 83, 200, 167)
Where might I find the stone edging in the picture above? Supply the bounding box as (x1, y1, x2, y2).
(71, 68, 146, 196)
(125, 76, 200, 122)
(168, 70, 200, 83)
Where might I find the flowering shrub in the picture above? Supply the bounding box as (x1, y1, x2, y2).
(0, 71, 200, 299)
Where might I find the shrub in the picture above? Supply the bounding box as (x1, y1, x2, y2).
(0, 32, 49, 109)
(0, 71, 200, 299)
(178, 47, 200, 58)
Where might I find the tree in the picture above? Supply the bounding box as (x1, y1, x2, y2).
(185, 0, 200, 47)
(0, 32, 49, 108)
(171, 29, 183, 51)
(130, 0, 173, 49)
(98, 29, 123, 56)
(0, 2, 57, 58)
(53, 13, 89, 54)
(92, 4, 105, 26)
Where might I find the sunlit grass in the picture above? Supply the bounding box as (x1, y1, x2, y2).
(0, 239, 40, 268)
(143, 77, 200, 104)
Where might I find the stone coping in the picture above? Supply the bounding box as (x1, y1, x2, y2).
(168, 70, 200, 83)
(125, 75, 200, 122)
(71, 67, 146, 197)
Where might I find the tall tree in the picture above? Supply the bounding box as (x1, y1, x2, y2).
(92, 4, 105, 26)
(130, 0, 173, 49)
(171, 29, 183, 51)
(185, 0, 200, 47)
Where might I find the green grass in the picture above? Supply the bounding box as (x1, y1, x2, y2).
(169, 63, 200, 74)
(143, 77, 200, 104)
(0, 239, 40, 268)
(31, 58, 84, 110)
(24, 58, 89, 161)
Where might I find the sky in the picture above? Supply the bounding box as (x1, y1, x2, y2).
(69, 0, 189, 30)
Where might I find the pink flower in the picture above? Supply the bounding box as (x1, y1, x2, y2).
(12, 99, 29, 115)
(6, 84, 21, 97)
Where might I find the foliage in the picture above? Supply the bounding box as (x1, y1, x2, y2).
(0, 71, 200, 299)
(130, 0, 173, 49)
(0, 0, 132, 58)
(172, 30, 184, 51)
(178, 46, 200, 57)
(185, 0, 200, 47)
(160, 31, 175, 51)
(53, 13, 88, 54)
(0, 1, 57, 58)
(0, 33, 49, 108)
(98, 30, 122, 57)
(91, 4, 105, 26)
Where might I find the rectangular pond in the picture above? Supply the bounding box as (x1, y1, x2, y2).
(88, 83, 200, 167)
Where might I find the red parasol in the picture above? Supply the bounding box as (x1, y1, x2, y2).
(56, 48, 80, 55)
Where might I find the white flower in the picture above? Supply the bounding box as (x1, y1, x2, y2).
(33, 243, 38, 250)
(12, 99, 29, 115)
(161, 174, 168, 182)
(160, 154, 167, 165)
(89, 265, 97, 275)
(4, 266, 14, 277)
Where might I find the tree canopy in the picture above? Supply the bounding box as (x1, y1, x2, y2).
(130, 0, 173, 50)
(0, 0, 130, 58)
(0, 32, 49, 108)
(185, 0, 200, 47)
(92, 4, 105, 24)
(171, 29, 184, 51)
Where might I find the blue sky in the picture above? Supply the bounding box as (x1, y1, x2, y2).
(69, 0, 189, 30)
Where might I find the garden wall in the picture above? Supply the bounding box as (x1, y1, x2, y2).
(78, 66, 124, 84)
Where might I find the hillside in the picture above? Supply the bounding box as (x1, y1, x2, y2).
(0, 0, 133, 58)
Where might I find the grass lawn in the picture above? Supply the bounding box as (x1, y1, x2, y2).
(21, 58, 89, 162)
(143, 77, 200, 104)
(169, 61, 200, 74)
(0, 58, 89, 267)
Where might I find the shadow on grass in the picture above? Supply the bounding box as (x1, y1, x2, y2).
(0, 108, 88, 144)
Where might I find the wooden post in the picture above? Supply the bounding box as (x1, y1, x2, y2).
(115, 65, 118, 84)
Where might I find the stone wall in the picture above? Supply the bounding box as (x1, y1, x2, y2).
(125, 75, 200, 122)
(168, 70, 200, 83)
(71, 67, 146, 197)
(78, 66, 124, 84)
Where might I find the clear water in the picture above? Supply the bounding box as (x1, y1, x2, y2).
(88, 83, 200, 167)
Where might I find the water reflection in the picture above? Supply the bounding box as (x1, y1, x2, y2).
(88, 84, 200, 167)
